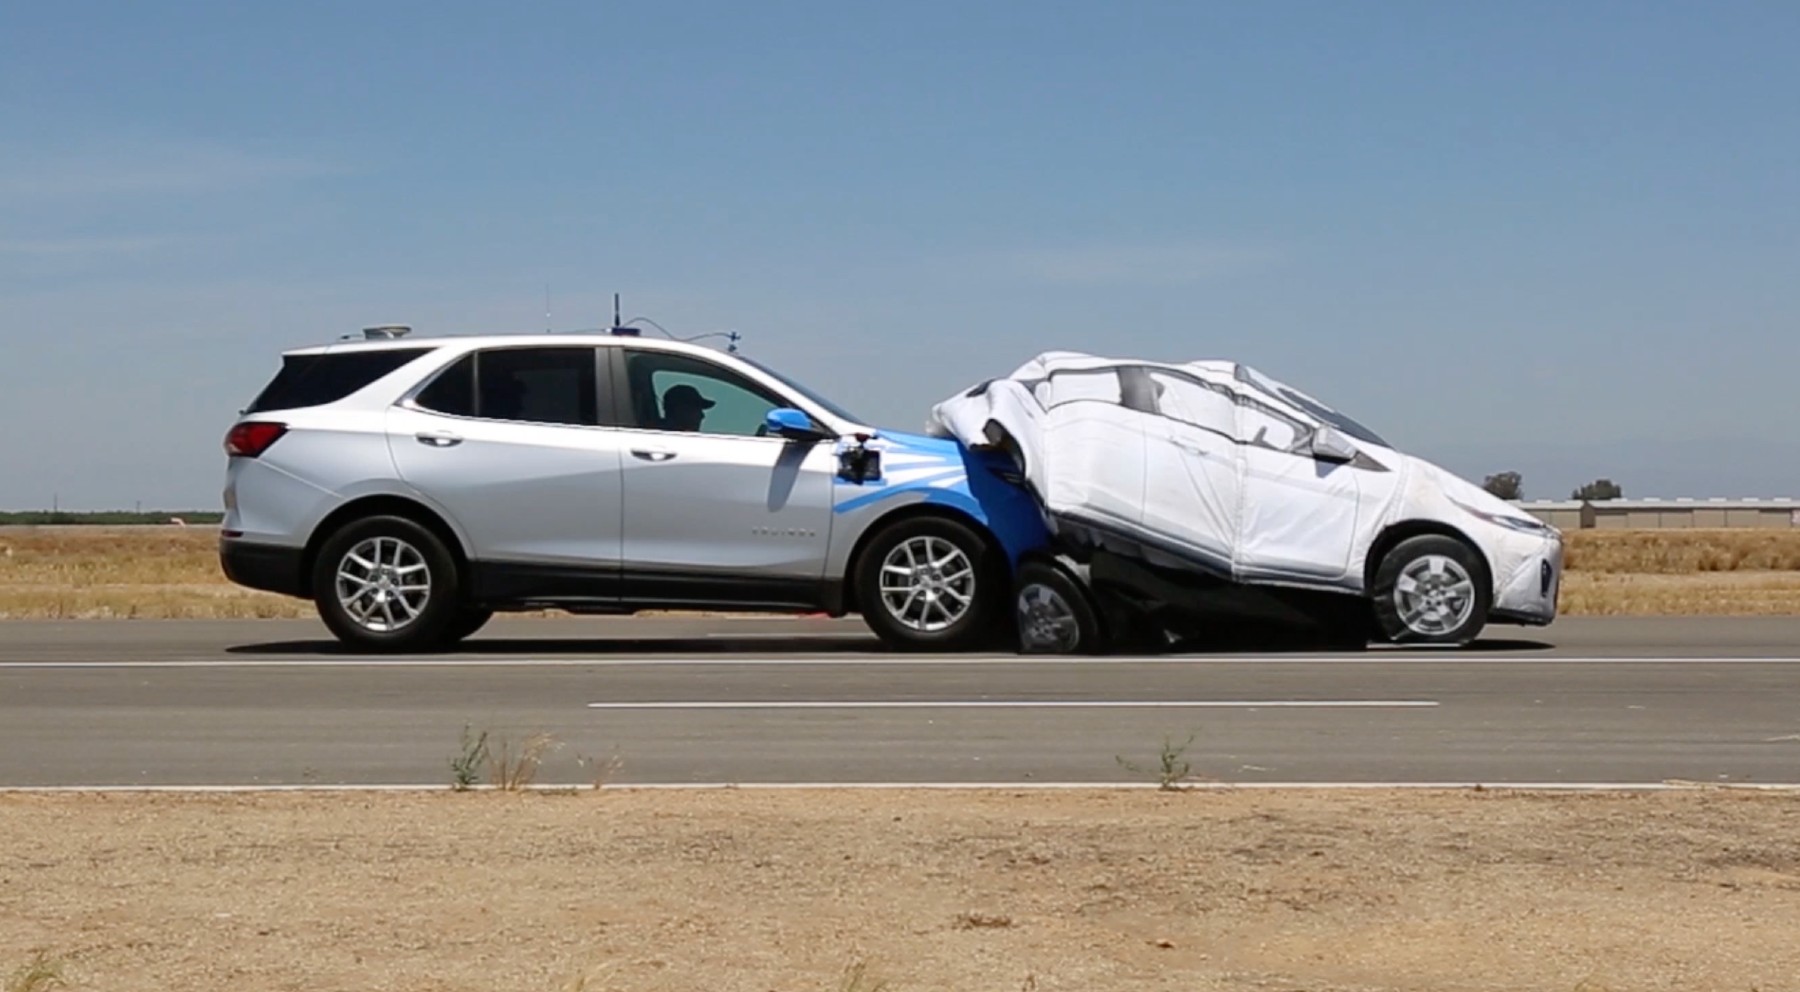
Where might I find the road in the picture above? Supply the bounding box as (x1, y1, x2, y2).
(3, 616, 1799, 787)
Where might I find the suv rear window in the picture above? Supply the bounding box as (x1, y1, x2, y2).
(245, 348, 434, 413)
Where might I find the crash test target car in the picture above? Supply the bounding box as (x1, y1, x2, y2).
(927, 351, 1564, 653)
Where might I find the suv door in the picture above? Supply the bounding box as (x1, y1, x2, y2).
(386, 345, 625, 603)
(613, 347, 836, 607)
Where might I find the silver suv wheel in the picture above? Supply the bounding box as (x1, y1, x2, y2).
(878, 535, 975, 633)
(335, 536, 432, 633)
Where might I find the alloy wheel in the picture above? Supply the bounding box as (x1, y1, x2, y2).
(1017, 581, 1081, 653)
(1394, 553, 1475, 636)
(334, 536, 432, 633)
(878, 536, 976, 632)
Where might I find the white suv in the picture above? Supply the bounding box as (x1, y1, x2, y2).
(218, 329, 1051, 652)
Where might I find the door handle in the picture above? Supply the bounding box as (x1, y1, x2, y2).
(415, 431, 463, 448)
(630, 447, 677, 462)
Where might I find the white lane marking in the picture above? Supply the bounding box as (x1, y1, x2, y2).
(701, 632, 868, 639)
(583, 700, 1439, 710)
(3, 781, 1799, 793)
(2, 655, 1800, 669)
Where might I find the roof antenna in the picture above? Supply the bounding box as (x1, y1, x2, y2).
(608, 292, 640, 337)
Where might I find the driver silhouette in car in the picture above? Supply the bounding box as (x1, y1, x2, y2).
(661, 383, 716, 432)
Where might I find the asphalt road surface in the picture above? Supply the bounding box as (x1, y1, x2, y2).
(3, 616, 1799, 787)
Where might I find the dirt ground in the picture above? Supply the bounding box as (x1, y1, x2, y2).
(4, 526, 1800, 619)
(3, 789, 1799, 992)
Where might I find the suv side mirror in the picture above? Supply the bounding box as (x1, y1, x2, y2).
(765, 407, 824, 441)
(1309, 426, 1357, 463)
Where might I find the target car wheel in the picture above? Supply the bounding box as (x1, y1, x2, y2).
(1014, 558, 1106, 655)
(1371, 535, 1490, 645)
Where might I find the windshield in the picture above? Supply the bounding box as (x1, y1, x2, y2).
(1235, 366, 1390, 448)
(732, 353, 867, 425)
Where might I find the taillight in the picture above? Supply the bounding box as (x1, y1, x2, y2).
(224, 421, 288, 458)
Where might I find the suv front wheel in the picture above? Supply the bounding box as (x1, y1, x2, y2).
(855, 516, 1002, 652)
(311, 515, 462, 652)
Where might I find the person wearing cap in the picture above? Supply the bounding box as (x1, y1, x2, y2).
(661, 383, 716, 431)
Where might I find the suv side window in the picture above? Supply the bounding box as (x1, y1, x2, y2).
(414, 353, 475, 416)
(414, 347, 600, 427)
(246, 347, 434, 413)
(623, 350, 791, 438)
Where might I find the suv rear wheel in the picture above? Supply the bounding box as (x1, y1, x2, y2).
(311, 515, 462, 652)
(855, 516, 1002, 652)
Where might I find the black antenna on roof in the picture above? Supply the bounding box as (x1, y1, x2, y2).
(607, 292, 641, 337)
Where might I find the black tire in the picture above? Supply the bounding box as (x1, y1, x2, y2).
(311, 515, 463, 652)
(443, 607, 495, 645)
(855, 515, 1004, 652)
(1014, 558, 1107, 655)
(1370, 534, 1490, 646)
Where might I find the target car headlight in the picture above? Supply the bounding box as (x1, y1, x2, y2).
(1450, 498, 1559, 538)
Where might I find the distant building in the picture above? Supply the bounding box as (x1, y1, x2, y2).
(1515, 498, 1800, 530)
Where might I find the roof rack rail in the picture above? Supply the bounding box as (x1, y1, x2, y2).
(362, 324, 412, 340)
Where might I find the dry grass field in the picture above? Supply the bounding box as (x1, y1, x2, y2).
(3, 525, 1800, 619)
(4, 789, 1800, 992)
(0, 526, 313, 620)
(1563, 527, 1800, 573)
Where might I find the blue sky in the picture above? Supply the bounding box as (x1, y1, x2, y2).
(3, 1, 1797, 508)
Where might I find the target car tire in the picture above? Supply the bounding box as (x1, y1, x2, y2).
(1371, 535, 1490, 645)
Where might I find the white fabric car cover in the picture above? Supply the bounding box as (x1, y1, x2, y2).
(925, 350, 1563, 623)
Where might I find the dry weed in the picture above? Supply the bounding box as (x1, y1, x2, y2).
(488, 732, 562, 790)
(1116, 732, 1198, 790)
(4, 953, 65, 992)
(574, 751, 625, 789)
(838, 958, 893, 992)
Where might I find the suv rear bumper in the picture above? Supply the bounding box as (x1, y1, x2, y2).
(219, 538, 307, 598)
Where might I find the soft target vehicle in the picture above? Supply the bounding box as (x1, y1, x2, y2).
(219, 325, 1049, 652)
(928, 351, 1564, 653)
